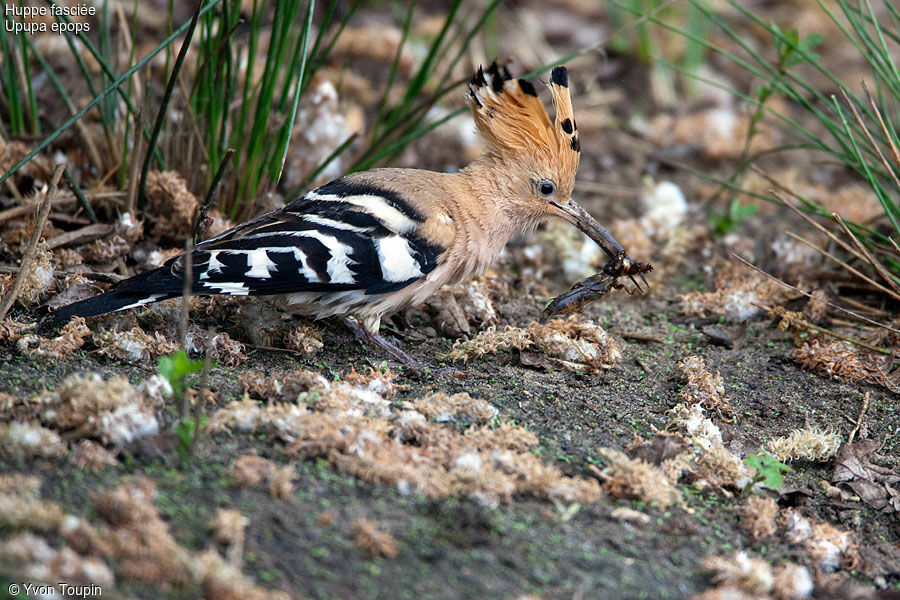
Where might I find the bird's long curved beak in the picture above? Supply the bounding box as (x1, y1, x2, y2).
(550, 199, 623, 258)
(550, 199, 649, 293)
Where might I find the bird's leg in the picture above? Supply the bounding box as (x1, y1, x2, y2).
(342, 317, 423, 370)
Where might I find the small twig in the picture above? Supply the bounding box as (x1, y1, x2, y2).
(0, 265, 126, 281)
(138, 0, 205, 210)
(179, 239, 193, 349)
(733, 252, 900, 336)
(62, 168, 97, 223)
(774, 190, 870, 268)
(832, 212, 900, 295)
(630, 353, 650, 375)
(126, 93, 146, 215)
(837, 293, 893, 318)
(861, 81, 900, 172)
(847, 391, 869, 444)
(785, 230, 900, 302)
(845, 86, 900, 192)
(757, 302, 891, 355)
(0, 164, 64, 321)
(178, 238, 194, 419)
(193, 148, 235, 243)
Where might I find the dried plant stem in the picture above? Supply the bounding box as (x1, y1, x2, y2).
(837, 294, 893, 318)
(785, 231, 900, 302)
(178, 237, 194, 419)
(771, 190, 871, 269)
(761, 303, 891, 355)
(193, 148, 234, 243)
(847, 391, 869, 445)
(861, 81, 900, 177)
(0, 164, 64, 321)
(843, 86, 900, 195)
(126, 95, 146, 215)
(138, 0, 205, 209)
(62, 168, 97, 223)
(832, 212, 900, 296)
(733, 253, 900, 336)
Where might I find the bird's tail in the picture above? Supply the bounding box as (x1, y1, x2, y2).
(46, 267, 182, 327)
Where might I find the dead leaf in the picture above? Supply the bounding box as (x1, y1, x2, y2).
(832, 440, 900, 512)
(832, 440, 898, 483)
(626, 433, 689, 466)
(518, 349, 553, 370)
(846, 479, 888, 510)
(45, 281, 104, 310)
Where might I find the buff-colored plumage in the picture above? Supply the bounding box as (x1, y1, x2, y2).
(51, 62, 626, 368)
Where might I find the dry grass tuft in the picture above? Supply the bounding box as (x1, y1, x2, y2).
(144, 170, 200, 242)
(675, 356, 732, 414)
(792, 340, 868, 383)
(240, 369, 329, 403)
(697, 551, 813, 600)
(284, 319, 325, 357)
(16, 240, 55, 306)
(94, 325, 179, 362)
(70, 439, 118, 472)
(209, 371, 602, 507)
(782, 509, 859, 572)
(766, 427, 842, 463)
(17, 316, 90, 359)
(0, 532, 115, 589)
(444, 325, 533, 361)
(701, 551, 775, 596)
(665, 403, 722, 448)
(681, 261, 790, 322)
(527, 316, 622, 373)
(595, 447, 681, 509)
(444, 315, 622, 373)
(38, 372, 160, 446)
(211, 508, 249, 566)
(0, 474, 65, 531)
(412, 392, 497, 423)
(231, 454, 298, 499)
(351, 518, 399, 559)
(740, 496, 778, 541)
(0, 421, 66, 459)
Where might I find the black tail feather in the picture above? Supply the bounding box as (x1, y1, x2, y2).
(45, 267, 183, 327)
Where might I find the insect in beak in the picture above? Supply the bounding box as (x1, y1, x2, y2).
(549, 199, 649, 294)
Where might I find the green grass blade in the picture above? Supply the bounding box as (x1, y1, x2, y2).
(0, 0, 223, 189)
(272, 0, 315, 184)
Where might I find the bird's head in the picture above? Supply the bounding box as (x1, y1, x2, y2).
(465, 62, 625, 259)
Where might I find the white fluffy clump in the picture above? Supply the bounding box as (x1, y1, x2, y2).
(136, 375, 174, 404)
(539, 220, 604, 281)
(642, 180, 688, 228)
(0, 422, 66, 458)
(666, 403, 722, 448)
(39, 372, 160, 447)
(99, 403, 159, 446)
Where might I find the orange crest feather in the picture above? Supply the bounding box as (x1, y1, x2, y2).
(466, 63, 580, 183)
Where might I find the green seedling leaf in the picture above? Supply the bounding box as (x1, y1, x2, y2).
(710, 198, 758, 236)
(158, 349, 205, 397)
(744, 451, 793, 491)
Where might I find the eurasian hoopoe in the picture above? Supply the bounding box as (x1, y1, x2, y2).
(49, 63, 638, 365)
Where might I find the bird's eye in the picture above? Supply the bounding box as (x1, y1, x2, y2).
(537, 179, 556, 196)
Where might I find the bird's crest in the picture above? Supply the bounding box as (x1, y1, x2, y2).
(466, 62, 580, 181)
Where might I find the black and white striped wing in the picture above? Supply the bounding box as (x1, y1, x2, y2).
(183, 178, 444, 297)
(48, 177, 445, 325)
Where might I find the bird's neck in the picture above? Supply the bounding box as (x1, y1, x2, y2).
(445, 159, 542, 275)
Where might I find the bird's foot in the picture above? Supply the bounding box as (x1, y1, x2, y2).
(343, 318, 424, 370)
